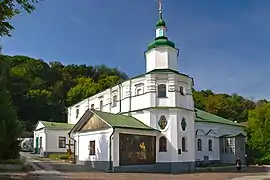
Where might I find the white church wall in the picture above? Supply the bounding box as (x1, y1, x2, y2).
(177, 110, 195, 162)
(195, 122, 245, 162)
(145, 46, 178, 72)
(128, 111, 151, 127)
(67, 71, 194, 127)
(76, 129, 113, 163)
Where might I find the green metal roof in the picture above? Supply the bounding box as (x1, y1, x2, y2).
(219, 133, 246, 138)
(40, 121, 74, 130)
(92, 110, 156, 131)
(147, 36, 175, 51)
(156, 18, 166, 27)
(195, 109, 244, 127)
(131, 68, 191, 81)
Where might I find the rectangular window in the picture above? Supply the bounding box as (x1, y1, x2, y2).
(59, 137, 66, 148)
(76, 108, 79, 118)
(89, 141, 95, 155)
(39, 137, 42, 148)
(99, 100, 103, 111)
(112, 95, 117, 107)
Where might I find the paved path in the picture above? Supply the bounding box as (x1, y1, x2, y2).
(21, 152, 66, 179)
(230, 166, 270, 180)
(20, 152, 270, 180)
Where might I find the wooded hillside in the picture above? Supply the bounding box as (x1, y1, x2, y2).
(0, 54, 263, 129)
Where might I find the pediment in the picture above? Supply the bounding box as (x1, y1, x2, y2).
(34, 121, 45, 131)
(79, 114, 110, 132)
(206, 129, 216, 137)
(195, 129, 206, 136)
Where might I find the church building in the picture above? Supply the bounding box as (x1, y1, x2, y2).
(34, 1, 246, 173)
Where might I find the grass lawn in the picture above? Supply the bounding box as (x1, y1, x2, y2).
(48, 153, 69, 160)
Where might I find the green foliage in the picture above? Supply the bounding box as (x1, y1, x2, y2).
(193, 90, 255, 123)
(246, 102, 270, 162)
(48, 153, 68, 160)
(0, 54, 128, 131)
(0, 88, 23, 160)
(0, 158, 24, 165)
(0, 0, 39, 36)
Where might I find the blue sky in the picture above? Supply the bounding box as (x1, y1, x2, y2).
(2, 0, 270, 100)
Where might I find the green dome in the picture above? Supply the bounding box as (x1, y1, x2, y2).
(147, 36, 175, 50)
(156, 18, 166, 27)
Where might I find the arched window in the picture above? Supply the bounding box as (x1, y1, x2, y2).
(112, 95, 117, 107)
(197, 139, 202, 151)
(99, 100, 103, 111)
(159, 136, 167, 152)
(208, 139, 213, 151)
(182, 137, 187, 152)
(179, 86, 184, 95)
(157, 84, 166, 98)
(91, 104, 94, 109)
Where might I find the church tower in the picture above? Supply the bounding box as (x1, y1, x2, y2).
(145, 0, 179, 73)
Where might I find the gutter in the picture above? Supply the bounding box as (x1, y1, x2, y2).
(108, 128, 115, 172)
(44, 129, 48, 157)
(68, 132, 77, 164)
(117, 83, 122, 113)
(128, 79, 132, 116)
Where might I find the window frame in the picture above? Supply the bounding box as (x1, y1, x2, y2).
(90, 104, 94, 109)
(99, 100, 103, 111)
(208, 139, 213, 151)
(58, 136, 66, 148)
(197, 139, 202, 151)
(182, 137, 187, 152)
(112, 95, 117, 107)
(158, 136, 167, 152)
(157, 84, 167, 98)
(179, 86, 184, 95)
(76, 108, 79, 118)
(89, 140, 96, 155)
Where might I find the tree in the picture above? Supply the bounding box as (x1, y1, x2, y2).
(67, 77, 97, 106)
(247, 102, 270, 158)
(0, 88, 23, 160)
(0, 0, 39, 36)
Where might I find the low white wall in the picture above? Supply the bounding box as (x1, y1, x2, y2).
(76, 129, 113, 162)
(46, 129, 73, 153)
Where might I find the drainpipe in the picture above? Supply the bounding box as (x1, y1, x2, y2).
(128, 80, 132, 116)
(44, 129, 48, 157)
(68, 132, 77, 164)
(117, 83, 122, 113)
(108, 128, 115, 172)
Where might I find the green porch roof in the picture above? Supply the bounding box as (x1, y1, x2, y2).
(195, 109, 243, 127)
(92, 110, 156, 130)
(40, 121, 74, 130)
(71, 109, 156, 133)
(219, 133, 246, 138)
